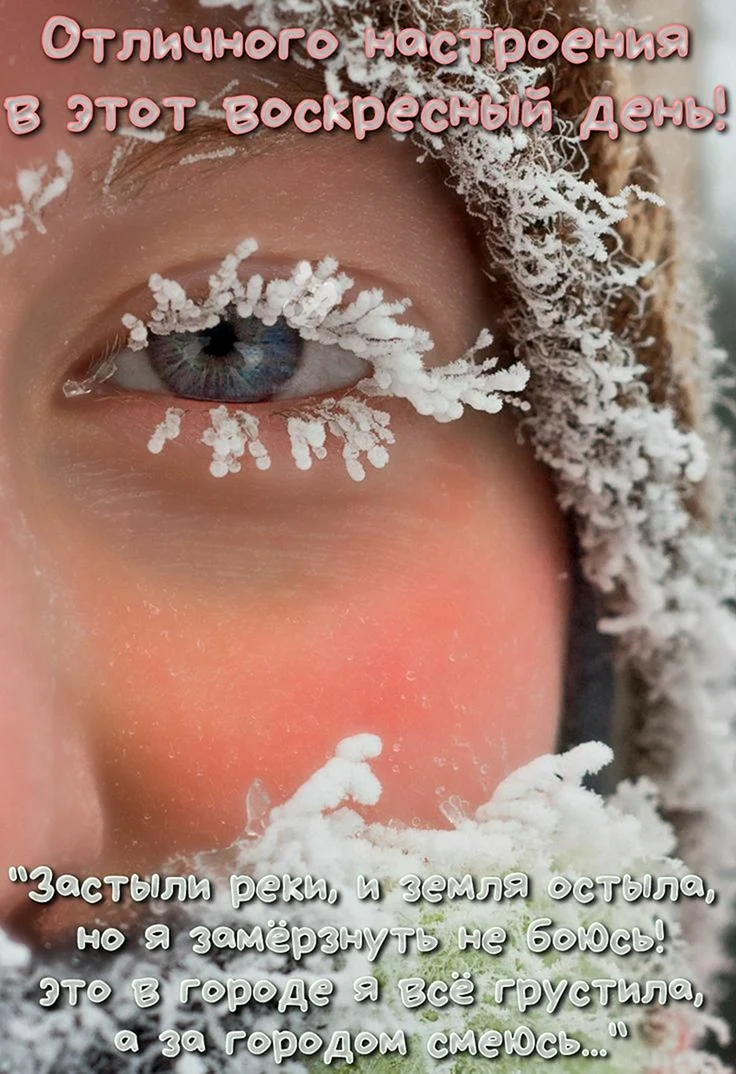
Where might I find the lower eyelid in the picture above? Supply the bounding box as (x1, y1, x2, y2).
(53, 391, 408, 490)
(35, 397, 470, 598)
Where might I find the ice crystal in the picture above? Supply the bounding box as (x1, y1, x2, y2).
(147, 406, 185, 455)
(201, 404, 272, 477)
(102, 141, 137, 197)
(117, 126, 166, 144)
(287, 397, 394, 481)
(0, 150, 73, 255)
(179, 147, 238, 167)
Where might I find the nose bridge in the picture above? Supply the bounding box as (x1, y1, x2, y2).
(0, 516, 105, 930)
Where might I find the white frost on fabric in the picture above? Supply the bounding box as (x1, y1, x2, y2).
(111, 240, 527, 481)
(0, 736, 728, 1073)
(190, 0, 736, 985)
(0, 150, 73, 255)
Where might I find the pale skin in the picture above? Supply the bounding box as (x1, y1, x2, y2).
(0, 0, 570, 943)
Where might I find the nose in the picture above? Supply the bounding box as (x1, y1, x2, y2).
(0, 515, 104, 938)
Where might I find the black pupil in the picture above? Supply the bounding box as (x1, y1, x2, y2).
(203, 321, 238, 359)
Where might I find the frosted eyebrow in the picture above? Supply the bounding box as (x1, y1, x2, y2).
(90, 64, 331, 195)
(91, 114, 260, 193)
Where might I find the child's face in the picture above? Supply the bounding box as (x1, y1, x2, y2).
(0, 0, 570, 942)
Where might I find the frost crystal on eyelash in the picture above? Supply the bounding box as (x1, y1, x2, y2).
(287, 397, 394, 482)
(147, 407, 185, 455)
(123, 239, 527, 480)
(201, 405, 271, 477)
(0, 150, 73, 256)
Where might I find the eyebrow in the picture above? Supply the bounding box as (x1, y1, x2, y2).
(93, 63, 331, 195)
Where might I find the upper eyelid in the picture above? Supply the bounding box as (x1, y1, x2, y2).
(118, 242, 435, 366)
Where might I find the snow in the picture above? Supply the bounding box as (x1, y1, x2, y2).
(147, 407, 185, 455)
(0, 736, 727, 1073)
(0, 151, 73, 256)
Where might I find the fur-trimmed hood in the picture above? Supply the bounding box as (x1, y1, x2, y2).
(224, 0, 736, 983)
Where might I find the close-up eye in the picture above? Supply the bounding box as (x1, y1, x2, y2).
(56, 243, 528, 483)
(92, 308, 372, 404)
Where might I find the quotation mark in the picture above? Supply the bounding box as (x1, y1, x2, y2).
(8, 866, 28, 883)
(608, 1021, 628, 1038)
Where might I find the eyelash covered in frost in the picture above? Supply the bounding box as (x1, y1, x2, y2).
(0, 150, 73, 256)
(74, 238, 529, 481)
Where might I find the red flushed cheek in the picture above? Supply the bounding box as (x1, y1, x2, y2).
(68, 552, 564, 862)
(55, 437, 569, 865)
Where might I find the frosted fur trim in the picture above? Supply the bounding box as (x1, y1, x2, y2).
(0, 737, 729, 1073)
(194, 0, 736, 980)
(0, 150, 73, 256)
(64, 240, 528, 482)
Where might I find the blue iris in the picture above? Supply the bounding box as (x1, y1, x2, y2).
(147, 311, 303, 403)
